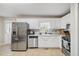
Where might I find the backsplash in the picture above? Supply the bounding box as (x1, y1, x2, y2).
(28, 29, 61, 35)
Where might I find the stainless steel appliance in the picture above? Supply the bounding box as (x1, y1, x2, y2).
(28, 29, 37, 35)
(11, 22, 29, 51)
(28, 35, 38, 48)
(62, 31, 71, 56)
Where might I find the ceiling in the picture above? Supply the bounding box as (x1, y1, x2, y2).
(0, 3, 70, 17)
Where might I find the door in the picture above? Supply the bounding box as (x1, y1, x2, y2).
(11, 23, 18, 50)
(17, 23, 27, 50)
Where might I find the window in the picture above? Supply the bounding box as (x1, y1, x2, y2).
(39, 22, 50, 33)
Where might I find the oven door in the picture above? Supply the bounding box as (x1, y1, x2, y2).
(62, 40, 70, 52)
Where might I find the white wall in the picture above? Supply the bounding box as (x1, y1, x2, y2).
(0, 18, 4, 45)
(78, 3, 79, 56)
(60, 4, 78, 56)
(4, 18, 15, 44)
(71, 4, 78, 56)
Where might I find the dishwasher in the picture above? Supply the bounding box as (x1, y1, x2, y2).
(28, 36, 38, 48)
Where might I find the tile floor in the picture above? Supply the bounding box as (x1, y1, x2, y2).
(0, 44, 64, 56)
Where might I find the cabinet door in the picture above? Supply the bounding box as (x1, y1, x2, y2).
(17, 39, 27, 50)
(60, 20, 66, 29)
(55, 20, 61, 29)
(38, 36, 60, 48)
(51, 37, 60, 47)
(45, 37, 59, 48)
(38, 37, 45, 48)
(41, 37, 49, 47)
(46, 37, 54, 47)
(11, 38, 18, 50)
(29, 21, 38, 29)
(17, 23, 27, 50)
(38, 37, 54, 48)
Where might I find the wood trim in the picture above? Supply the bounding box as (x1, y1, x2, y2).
(1, 11, 70, 18)
(60, 10, 70, 18)
(38, 47, 61, 49)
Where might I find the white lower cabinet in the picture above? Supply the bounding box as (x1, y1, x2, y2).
(38, 36, 60, 48)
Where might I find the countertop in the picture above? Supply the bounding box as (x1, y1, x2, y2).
(28, 33, 60, 37)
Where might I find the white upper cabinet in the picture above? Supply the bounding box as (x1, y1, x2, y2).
(60, 14, 70, 29)
(60, 19, 66, 29)
(29, 21, 39, 29)
(51, 20, 56, 29)
(39, 19, 61, 29)
(55, 20, 61, 29)
(51, 19, 61, 29)
(16, 18, 62, 29)
(39, 22, 51, 33)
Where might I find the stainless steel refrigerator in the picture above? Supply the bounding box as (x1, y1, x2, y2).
(11, 22, 29, 51)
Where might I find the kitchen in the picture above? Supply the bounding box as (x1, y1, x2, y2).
(0, 3, 78, 56)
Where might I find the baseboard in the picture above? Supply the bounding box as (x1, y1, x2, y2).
(38, 47, 61, 49)
(0, 43, 10, 46)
